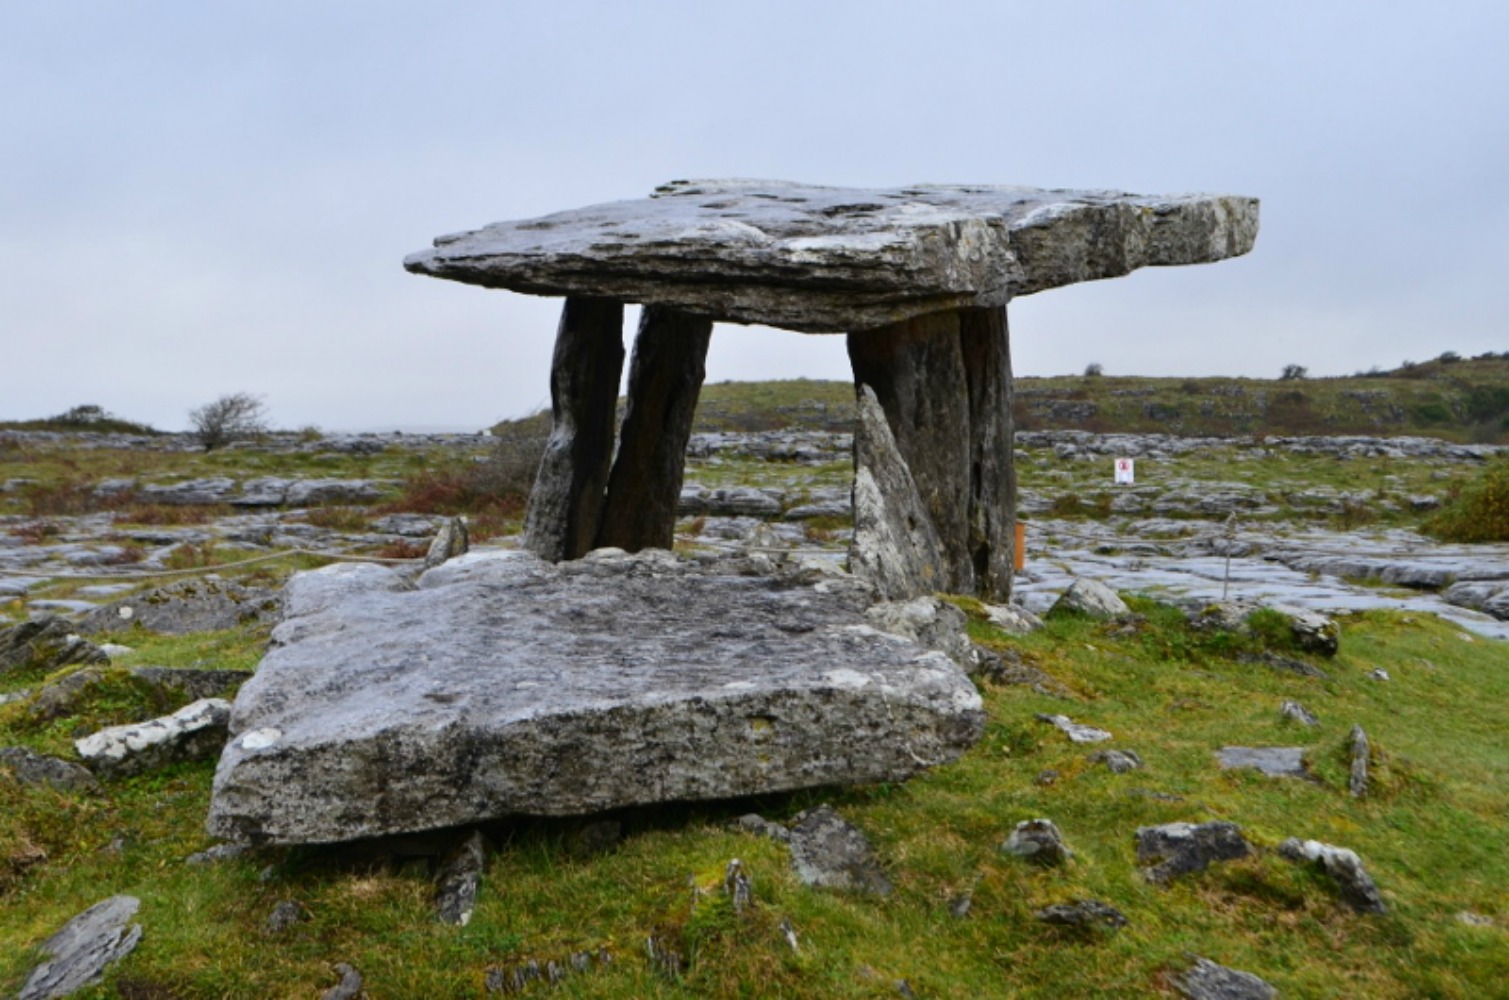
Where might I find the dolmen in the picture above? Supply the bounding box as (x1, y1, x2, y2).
(207, 180, 1257, 845)
(406, 180, 1258, 602)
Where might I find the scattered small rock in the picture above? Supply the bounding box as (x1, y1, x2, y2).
(1035, 899, 1129, 931)
(1176, 956, 1277, 1000)
(646, 933, 684, 979)
(1001, 818, 1072, 867)
(779, 917, 800, 953)
(1050, 578, 1130, 619)
(1216, 746, 1308, 779)
(1348, 725, 1370, 798)
(1036, 713, 1112, 743)
(1034, 768, 1059, 786)
(1277, 838, 1388, 914)
(787, 804, 892, 896)
(264, 900, 307, 934)
(0, 745, 102, 794)
(947, 891, 972, 919)
(16, 896, 143, 1000)
(1456, 911, 1495, 927)
(1090, 749, 1143, 773)
(723, 858, 753, 915)
(733, 813, 791, 842)
(74, 697, 231, 777)
(1238, 651, 1331, 680)
(319, 962, 363, 1000)
(1136, 821, 1252, 883)
(435, 829, 486, 926)
(185, 842, 250, 865)
(1369, 667, 1390, 682)
(981, 601, 1044, 634)
(1279, 700, 1319, 726)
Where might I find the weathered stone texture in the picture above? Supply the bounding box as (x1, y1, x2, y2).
(406, 180, 1259, 333)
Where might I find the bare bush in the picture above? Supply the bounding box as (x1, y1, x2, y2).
(1279, 364, 1308, 380)
(189, 393, 268, 450)
(1083, 363, 1104, 378)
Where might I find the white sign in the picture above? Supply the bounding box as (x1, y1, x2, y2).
(1114, 458, 1135, 485)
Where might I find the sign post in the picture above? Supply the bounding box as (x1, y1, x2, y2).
(1114, 458, 1135, 485)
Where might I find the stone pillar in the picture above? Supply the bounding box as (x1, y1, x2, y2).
(846, 305, 1016, 601)
(959, 305, 1015, 602)
(523, 297, 625, 561)
(847, 309, 975, 593)
(596, 305, 713, 552)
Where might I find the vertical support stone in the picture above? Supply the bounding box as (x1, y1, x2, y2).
(847, 310, 975, 594)
(959, 305, 1015, 602)
(596, 305, 713, 552)
(523, 297, 625, 562)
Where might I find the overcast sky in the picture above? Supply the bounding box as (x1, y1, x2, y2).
(3, 2, 1506, 431)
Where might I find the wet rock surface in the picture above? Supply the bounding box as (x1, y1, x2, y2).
(209, 550, 984, 844)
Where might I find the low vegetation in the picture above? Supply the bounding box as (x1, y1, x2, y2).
(1425, 460, 1509, 542)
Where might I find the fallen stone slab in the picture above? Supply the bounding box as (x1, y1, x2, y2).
(1137, 821, 1252, 883)
(15, 895, 143, 1000)
(1216, 746, 1308, 779)
(75, 698, 232, 777)
(787, 804, 893, 896)
(1035, 899, 1128, 930)
(208, 550, 984, 844)
(1176, 956, 1276, 1000)
(1277, 837, 1387, 914)
(0, 746, 102, 794)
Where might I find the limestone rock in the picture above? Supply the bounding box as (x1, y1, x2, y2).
(1089, 749, 1144, 773)
(263, 900, 307, 935)
(787, 804, 892, 896)
(75, 698, 232, 777)
(1279, 700, 1319, 726)
(28, 666, 245, 723)
(982, 602, 1044, 634)
(1216, 746, 1308, 779)
(1035, 899, 1128, 930)
(15, 895, 143, 1000)
(435, 830, 486, 926)
(1001, 818, 1072, 866)
(1050, 579, 1130, 618)
(424, 516, 470, 569)
(319, 963, 363, 1000)
(848, 385, 949, 600)
(1176, 957, 1277, 1000)
(864, 597, 974, 669)
(1136, 821, 1252, 883)
(208, 551, 984, 845)
(0, 616, 108, 677)
(77, 579, 282, 636)
(1277, 837, 1387, 914)
(1348, 725, 1370, 798)
(406, 180, 1259, 334)
(1270, 604, 1339, 656)
(137, 477, 236, 505)
(1037, 713, 1112, 743)
(0, 746, 101, 794)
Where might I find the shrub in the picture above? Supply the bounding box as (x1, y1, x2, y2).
(386, 421, 548, 540)
(1279, 364, 1308, 380)
(188, 393, 268, 450)
(1425, 461, 1509, 542)
(1083, 363, 1104, 378)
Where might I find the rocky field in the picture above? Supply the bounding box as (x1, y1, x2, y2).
(2, 412, 1507, 997)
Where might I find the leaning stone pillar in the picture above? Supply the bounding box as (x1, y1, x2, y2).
(596, 305, 713, 552)
(523, 297, 625, 561)
(959, 305, 1015, 602)
(847, 309, 975, 594)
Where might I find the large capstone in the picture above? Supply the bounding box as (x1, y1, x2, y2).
(405, 180, 1259, 333)
(208, 550, 985, 845)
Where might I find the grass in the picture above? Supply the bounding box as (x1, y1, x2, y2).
(2, 603, 1506, 997)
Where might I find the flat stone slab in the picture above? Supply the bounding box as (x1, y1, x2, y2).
(208, 550, 985, 845)
(405, 180, 1258, 332)
(1216, 746, 1309, 778)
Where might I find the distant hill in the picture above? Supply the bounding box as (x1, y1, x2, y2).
(495, 353, 1509, 442)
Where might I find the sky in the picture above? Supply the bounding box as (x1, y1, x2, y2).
(2, 1, 1506, 432)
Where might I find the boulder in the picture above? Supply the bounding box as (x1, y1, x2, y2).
(1051, 579, 1130, 618)
(1277, 838, 1387, 914)
(0, 616, 108, 677)
(15, 896, 143, 1000)
(0, 746, 101, 794)
(1001, 818, 1072, 866)
(787, 804, 892, 896)
(208, 551, 984, 845)
(1176, 957, 1276, 1000)
(75, 698, 232, 777)
(1136, 821, 1252, 883)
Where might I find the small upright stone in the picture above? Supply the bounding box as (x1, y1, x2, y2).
(424, 516, 469, 569)
(434, 829, 486, 926)
(1348, 725, 1370, 798)
(1001, 818, 1072, 867)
